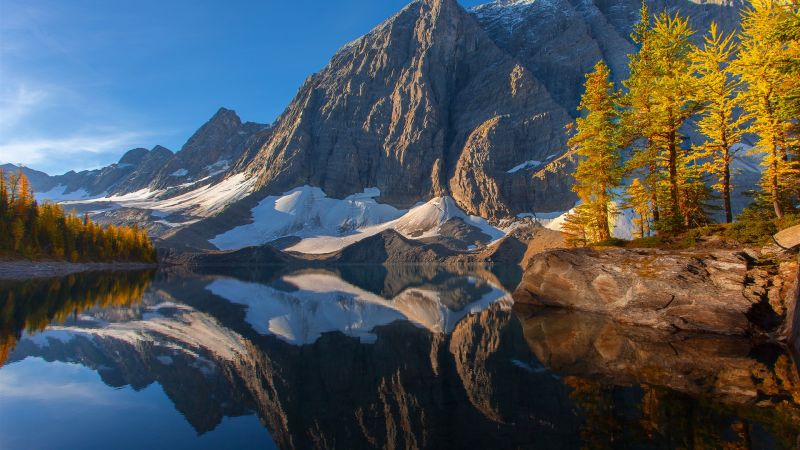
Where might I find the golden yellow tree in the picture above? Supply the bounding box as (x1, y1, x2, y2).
(569, 61, 623, 241)
(735, 0, 799, 218)
(691, 23, 745, 223)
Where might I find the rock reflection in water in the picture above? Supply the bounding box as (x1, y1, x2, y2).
(0, 267, 798, 449)
(516, 305, 800, 449)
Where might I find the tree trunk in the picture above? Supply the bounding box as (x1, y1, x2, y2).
(600, 198, 611, 241)
(648, 160, 660, 229)
(668, 130, 680, 226)
(773, 150, 784, 219)
(723, 150, 732, 224)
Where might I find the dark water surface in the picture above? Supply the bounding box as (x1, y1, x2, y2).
(0, 266, 798, 449)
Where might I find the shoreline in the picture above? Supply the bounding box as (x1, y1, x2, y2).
(0, 260, 159, 280)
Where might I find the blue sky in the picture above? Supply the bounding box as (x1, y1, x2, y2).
(0, 0, 486, 175)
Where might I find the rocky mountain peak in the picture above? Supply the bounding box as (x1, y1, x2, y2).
(244, 0, 574, 217)
(118, 148, 151, 166)
(150, 145, 173, 156)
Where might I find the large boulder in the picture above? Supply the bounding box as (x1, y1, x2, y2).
(514, 247, 797, 336)
(775, 224, 800, 250)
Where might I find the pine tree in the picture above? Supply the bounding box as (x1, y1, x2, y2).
(625, 178, 652, 238)
(621, 3, 664, 227)
(622, 7, 703, 232)
(569, 60, 623, 242)
(561, 204, 597, 247)
(691, 23, 745, 223)
(649, 12, 702, 229)
(0, 170, 156, 262)
(735, 0, 799, 218)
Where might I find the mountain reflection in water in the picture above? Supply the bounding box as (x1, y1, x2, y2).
(0, 266, 798, 449)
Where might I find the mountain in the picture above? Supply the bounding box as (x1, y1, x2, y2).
(10, 108, 269, 202)
(242, 0, 576, 218)
(17, 0, 747, 252)
(0, 163, 57, 192)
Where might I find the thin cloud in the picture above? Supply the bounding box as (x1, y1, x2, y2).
(0, 84, 51, 132)
(0, 130, 160, 170)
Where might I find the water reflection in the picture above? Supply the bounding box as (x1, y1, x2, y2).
(0, 270, 154, 366)
(0, 267, 798, 449)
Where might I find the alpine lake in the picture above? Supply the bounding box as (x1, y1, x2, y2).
(1, 265, 798, 449)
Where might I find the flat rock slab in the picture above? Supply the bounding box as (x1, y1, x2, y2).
(775, 224, 800, 250)
(514, 247, 757, 335)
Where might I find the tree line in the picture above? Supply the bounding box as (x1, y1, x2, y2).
(565, 0, 799, 246)
(0, 169, 157, 262)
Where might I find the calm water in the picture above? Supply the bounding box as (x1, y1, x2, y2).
(1, 266, 798, 449)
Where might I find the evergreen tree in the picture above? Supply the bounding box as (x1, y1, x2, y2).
(621, 4, 664, 227)
(691, 23, 746, 223)
(625, 178, 652, 238)
(649, 12, 702, 229)
(0, 170, 156, 262)
(735, 0, 799, 218)
(569, 61, 623, 241)
(561, 204, 597, 247)
(622, 7, 703, 231)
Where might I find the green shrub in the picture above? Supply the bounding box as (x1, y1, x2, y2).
(592, 237, 628, 247)
(627, 236, 667, 248)
(775, 213, 800, 231)
(725, 219, 777, 245)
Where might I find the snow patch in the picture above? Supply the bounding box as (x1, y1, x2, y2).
(507, 160, 543, 174)
(65, 173, 254, 218)
(170, 169, 189, 177)
(262, 195, 505, 254)
(35, 185, 98, 202)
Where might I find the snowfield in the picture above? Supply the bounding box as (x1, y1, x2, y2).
(211, 188, 507, 254)
(34, 185, 102, 203)
(45, 173, 257, 219)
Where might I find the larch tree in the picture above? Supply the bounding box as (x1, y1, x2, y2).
(621, 4, 663, 227)
(735, 0, 798, 218)
(625, 177, 652, 238)
(568, 60, 623, 241)
(774, 0, 800, 204)
(691, 22, 745, 223)
(648, 12, 702, 230)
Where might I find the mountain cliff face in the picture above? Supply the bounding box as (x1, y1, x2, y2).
(243, 0, 575, 217)
(472, 0, 744, 115)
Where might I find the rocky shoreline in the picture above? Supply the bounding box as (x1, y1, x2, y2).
(513, 244, 800, 345)
(0, 260, 158, 280)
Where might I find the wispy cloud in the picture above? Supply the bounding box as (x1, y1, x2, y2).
(0, 130, 158, 171)
(0, 75, 170, 173)
(0, 84, 51, 132)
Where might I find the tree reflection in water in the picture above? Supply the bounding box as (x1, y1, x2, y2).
(0, 270, 154, 366)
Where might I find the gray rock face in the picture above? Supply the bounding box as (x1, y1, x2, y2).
(514, 247, 798, 335)
(472, 0, 744, 115)
(244, 0, 576, 217)
(146, 108, 270, 192)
